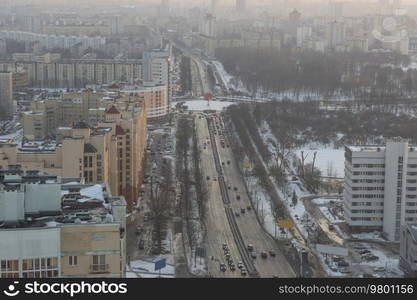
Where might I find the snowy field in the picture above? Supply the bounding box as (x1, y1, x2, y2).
(296, 147, 345, 178)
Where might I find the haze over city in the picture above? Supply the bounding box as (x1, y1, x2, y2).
(0, 0, 417, 293)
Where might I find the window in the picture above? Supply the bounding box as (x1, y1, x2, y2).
(69, 256, 78, 266)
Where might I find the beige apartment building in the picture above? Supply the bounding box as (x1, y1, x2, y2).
(2, 98, 147, 211)
(23, 92, 102, 140)
(60, 224, 124, 278)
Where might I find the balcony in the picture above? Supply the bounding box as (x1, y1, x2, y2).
(89, 264, 109, 274)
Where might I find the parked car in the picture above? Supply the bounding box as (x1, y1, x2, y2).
(241, 208, 246, 214)
(337, 261, 349, 267)
(241, 269, 247, 276)
(261, 251, 268, 259)
(247, 244, 254, 252)
(269, 250, 276, 257)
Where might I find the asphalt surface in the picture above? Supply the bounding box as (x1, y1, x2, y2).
(196, 115, 246, 278)
(196, 113, 295, 278)
(211, 115, 296, 278)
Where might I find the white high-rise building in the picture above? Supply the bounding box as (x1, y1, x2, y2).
(344, 138, 417, 241)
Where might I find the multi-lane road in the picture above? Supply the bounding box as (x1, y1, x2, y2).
(196, 113, 296, 278)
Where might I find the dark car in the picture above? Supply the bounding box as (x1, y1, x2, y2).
(241, 208, 246, 214)
(236, 195, 241, 200)
(261, 251, 268, 259)
(138, 239, 145, 250)
(269, 250, 276, 257)
(337, 261, 349, 267)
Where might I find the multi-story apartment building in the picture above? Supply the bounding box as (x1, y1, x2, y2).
(122, 85, 168, 120)
(142, 49, 172, 110)
(0, 71, 13, 120)
(399, 223, 417, 277)
(2, 100, 147, 211)
(0, 58, 142, 88)
(0, 168, 126, 278)
(22, 92, 102, 140)
(0, 31, 106, 50)
(344, 138, 417, 241)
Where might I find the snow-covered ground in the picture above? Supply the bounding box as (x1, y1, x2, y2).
(0, 129, 23, 143)
(127, 258, 175, 278)
(296, 146, 345, 178)
(312, 198, 343, 205)
(173, 100, 235, 111)
(319, 206, 344, 224)
(212, 60, 248, 94)
(351, 231, 386, 242)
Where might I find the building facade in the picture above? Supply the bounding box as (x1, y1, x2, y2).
(0, 71, 13, 120)
(344, 138, 417, 241)
(0, 169, 126, 278)
(399, 223, 417, 277)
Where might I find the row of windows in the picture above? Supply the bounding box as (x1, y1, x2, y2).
(353, 164, 385, 168)
(351, 202, 383, 206)
(352, 179, 385, 184)
(351, 187, 385, 191)
(351, 210, 383, 214)
(350, 217, 382, 221)
(352, 194, 384, 199)
(353, 171, 385, 176)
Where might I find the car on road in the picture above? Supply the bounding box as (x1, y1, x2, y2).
(269, 250, 276, 257)
(138, 239, 145, 250)
(359, 249, 371, 255)
(222, 243, 228, 250)
(251, 253, 257, 259)
(206, 176, 210, 180)
(227, 160, 231, 165)
(247, 206, 251, 211)
(261, 251, 268, 259)
(234, 187, 238, 191)
(229, 264, 236, 271)
(220, 264, 227, 272)
(328, 224, 335, 231)
(235, 212, 240, 217)
(237, 261, 243, 269)
(241, 208, 246, 214)
(236, 195, 241, 200)
(240, 269, 247, 276)
(247, 244, 254, 252)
